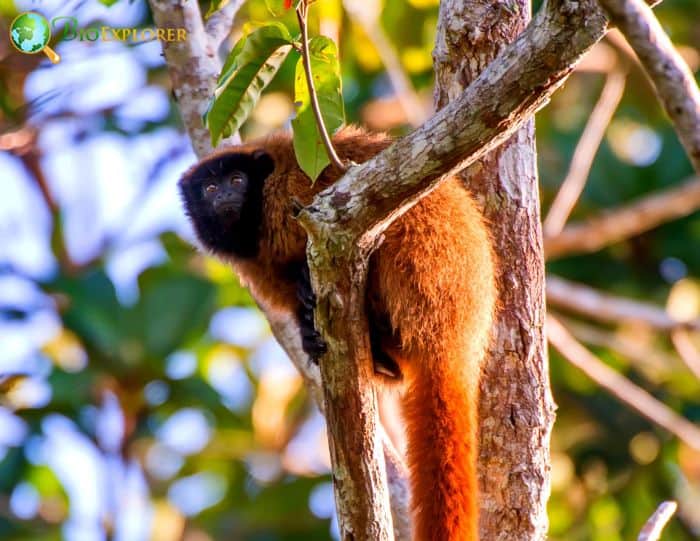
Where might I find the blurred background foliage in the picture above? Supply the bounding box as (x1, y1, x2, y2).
(0, 0, 699, 539)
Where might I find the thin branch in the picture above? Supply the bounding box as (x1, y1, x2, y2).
(547, 275, 700, 331)
(342, 0, 427, 127)
(296, 4, 346, 172)
(16, 141, 78, 274)
(599, 0, 700, 172)
(562, 313, 700, 392)
(545, 176, 700, 259)
(558, 314, 680, 369)
(548, 315, 700, 450)
(671, 328, 700, 380)
(204, 0, 244, 50)
(381, 426, 412, 541)
(606, 28, 644, 68)
(575, 40, 621, 73)
(543, 69, 626, 236)
(638, 501, 678, 541)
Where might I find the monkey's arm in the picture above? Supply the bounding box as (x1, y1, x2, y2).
(295, 260, 328, 361)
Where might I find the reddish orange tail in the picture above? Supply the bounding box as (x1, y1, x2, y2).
(401, 354, 479, 541)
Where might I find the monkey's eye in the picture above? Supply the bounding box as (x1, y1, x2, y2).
(205, 184, 218, 194)
(230, 174, 245, 186)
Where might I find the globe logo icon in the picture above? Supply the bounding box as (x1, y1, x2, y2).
(9, 12, 61, 63)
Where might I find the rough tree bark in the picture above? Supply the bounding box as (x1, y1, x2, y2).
(300, 227, 395, 541)
(433, 1, 554, 540)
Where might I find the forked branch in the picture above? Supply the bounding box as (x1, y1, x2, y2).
(149, 0, 240, 156)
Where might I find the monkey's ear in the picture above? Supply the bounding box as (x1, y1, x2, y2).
(252, 149, 275, 180)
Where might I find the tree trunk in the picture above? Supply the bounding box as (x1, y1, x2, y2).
(433, 2, 556, 539)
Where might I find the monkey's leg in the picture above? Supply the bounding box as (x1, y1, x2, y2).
(368, 312, 402, 380)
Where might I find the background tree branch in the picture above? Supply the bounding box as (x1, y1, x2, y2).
(556, 315, 681, 369)
(670, 328, 700, 381)
(638, 501, 678, 541)
(205, 0, 244, 50)
(548, 315, 700, 450)
(545, 176, 700, 259)
(547, 275, 700, 331)
(599, 0, 700, 173)
(342, 0, 427, 127)
(543, 69, 626, 236)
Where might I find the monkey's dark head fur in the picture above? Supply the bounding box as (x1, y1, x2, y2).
(179, 149, 274, 258)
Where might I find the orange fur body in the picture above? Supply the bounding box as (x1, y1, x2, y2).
(190, 128, 496, 540)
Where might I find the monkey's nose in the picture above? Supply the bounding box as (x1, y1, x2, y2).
(213, 192, 241, 213)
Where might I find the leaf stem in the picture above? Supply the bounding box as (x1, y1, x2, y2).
(296, 3, 346, 172)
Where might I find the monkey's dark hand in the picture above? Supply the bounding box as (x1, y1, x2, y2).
(296, 261, 328, 362)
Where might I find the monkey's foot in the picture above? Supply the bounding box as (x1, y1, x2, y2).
(373, 352, 402, 380)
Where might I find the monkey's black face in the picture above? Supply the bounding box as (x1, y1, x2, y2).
(201, 171, 249, 216)
(179, 150, 274, 258)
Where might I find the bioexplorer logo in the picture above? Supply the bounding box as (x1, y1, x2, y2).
(8, 11, 188, 64)
(9, 12, 60, 63)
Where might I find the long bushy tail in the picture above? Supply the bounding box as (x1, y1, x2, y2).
(401, 351, 479, 541)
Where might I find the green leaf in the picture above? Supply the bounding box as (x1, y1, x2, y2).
(205, 23, 294, 146)
(51, 270, 128, 362)
(205, 0, 229, 18)
(235, 23, 292, 71)
(291, 36, 345, 182)
(134, 267, 217, 359)
(217, 33, 248, 86)
(98, 0, 120, 6)
(160, 231, 199, 265)
(49, 265, 216, 366)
